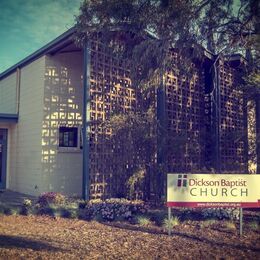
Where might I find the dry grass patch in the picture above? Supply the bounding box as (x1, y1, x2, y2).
(0, 214, 259, 260)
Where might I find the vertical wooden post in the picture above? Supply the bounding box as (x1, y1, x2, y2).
(256, 95, 260, 174)
(82, 41, 91, 201)
(157, 76, 166, 199)
(212, 58, 221, 172)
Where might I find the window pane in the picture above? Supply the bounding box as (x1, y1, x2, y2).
(64, 132, 69, 146)
(59, 127, 78, 147)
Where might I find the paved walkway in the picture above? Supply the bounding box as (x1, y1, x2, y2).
(0, 190, 36, 208)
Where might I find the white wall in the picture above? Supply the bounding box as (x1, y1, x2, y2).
(43, 52, 83, 196)
(1, 52, 83, 197)
(0, 72, 17, 114)
(8, 57, 45, 195)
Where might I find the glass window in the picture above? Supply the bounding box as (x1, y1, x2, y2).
(59, 127, 78, 148)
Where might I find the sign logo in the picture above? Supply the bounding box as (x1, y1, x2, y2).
(177, 174, 188, 187)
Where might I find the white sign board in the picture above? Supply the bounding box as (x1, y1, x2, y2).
(167, 174, 260, 208)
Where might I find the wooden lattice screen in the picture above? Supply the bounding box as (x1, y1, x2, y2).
(89, 34, 136, 198)
(218, 60, 247, 172)
(164, 51, 206, 173)
(86, 37, 250, 199)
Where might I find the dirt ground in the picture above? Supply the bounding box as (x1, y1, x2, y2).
(0, 214, 259, 260)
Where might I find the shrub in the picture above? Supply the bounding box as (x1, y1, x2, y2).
(81, 198, 147, 221)
(148, 210, 167, 226)
(38, 192, 66, 207)
(78, 208, 91, 220)
(202, 208, 239, 220)
(93, 213, 104, 222)
(4, 207, 19, 216)
(60, 203, 78, 219)
(36, 201, 79, 218)
(249, 221, 259, 231)
(20, 207, 31, 216)
(20, 199, 33, 215)
(224, 221, 236, 230)
(34, 203, 41, 214)
(35, 196, 146, 221)
(79, 207, 94, 220)
(137, 216, 152, 227)
(36, 203, 58, 216)
(163, 217, 180, 232)
(60, 208, 78, 219)
(78, 200, 87, 209)
(178, 208, 202, 221)
(23, 199, 32, 207)
(127, 168, 145, 200)
(200, 219, 216, 228)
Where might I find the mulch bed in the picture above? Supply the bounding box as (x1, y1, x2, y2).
(0, 214, 259, 259)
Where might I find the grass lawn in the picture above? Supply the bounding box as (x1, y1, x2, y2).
(0, 214, 259, 259)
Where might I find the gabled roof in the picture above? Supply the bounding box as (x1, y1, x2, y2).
(0, 27, 76, 80)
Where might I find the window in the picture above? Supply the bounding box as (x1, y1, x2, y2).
(59, 127, 78, 148)
(58, 126, 83, 152)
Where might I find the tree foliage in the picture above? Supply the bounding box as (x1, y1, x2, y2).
(102, 109, 158, 199)
(75, 0, 260, 198)
(75, 0, 259, 89)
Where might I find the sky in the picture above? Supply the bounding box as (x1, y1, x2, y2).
(0, 0, 82, 73)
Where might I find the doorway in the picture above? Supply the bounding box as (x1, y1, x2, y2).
(0, 129, 7, 189)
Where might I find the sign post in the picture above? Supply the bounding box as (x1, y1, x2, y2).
(239, 207, 243, 236)
(168, 207, 172, 235)
(167, 174, 260, 236)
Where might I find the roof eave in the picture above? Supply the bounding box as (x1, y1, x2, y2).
(0, 113, 18, 123)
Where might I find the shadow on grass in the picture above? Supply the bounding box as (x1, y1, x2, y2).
(0, 235, 62, 252)
(104, 222, 260, 253)
(172, 230, 260, 253)
(104, 221, 164, 235)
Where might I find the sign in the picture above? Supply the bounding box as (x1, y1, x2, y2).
(167, 174, 260, 208)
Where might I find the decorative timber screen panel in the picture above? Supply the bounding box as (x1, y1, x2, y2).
(88, 34, 136, 199)
(218, 60, 247, 173)
(86, 36, 254, 199)
(164, 51, 206, 173)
